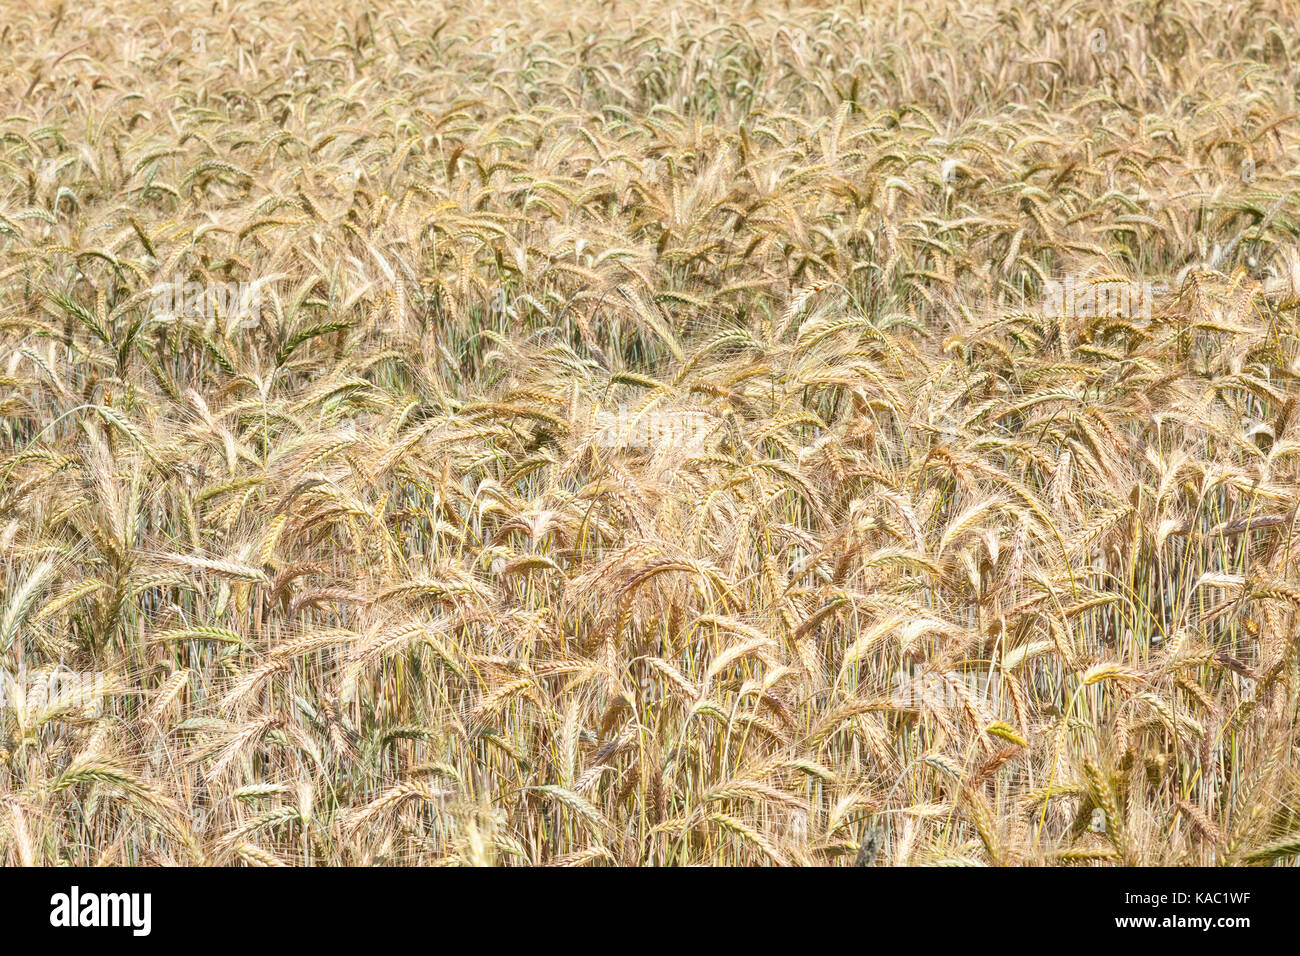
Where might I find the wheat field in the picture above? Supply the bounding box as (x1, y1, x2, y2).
(1, 0, 1300, 866)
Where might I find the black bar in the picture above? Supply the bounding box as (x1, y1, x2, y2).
(5, 865, 1279, 942)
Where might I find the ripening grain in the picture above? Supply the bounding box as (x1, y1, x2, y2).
(2, 0, 1300, 865)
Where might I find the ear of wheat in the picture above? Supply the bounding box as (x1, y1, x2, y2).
(1, 0, 1299, 866)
